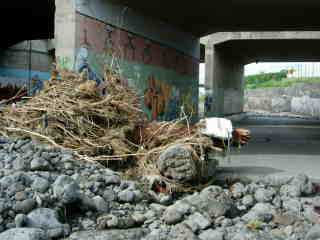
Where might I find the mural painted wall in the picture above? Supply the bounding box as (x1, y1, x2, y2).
(75, 13, 199, 121)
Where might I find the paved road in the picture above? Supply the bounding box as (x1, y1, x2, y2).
(216, 115, 320, 181)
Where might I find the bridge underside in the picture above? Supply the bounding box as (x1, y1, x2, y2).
(2, 0, 320, 48)
(0, 1, 55, 48)
(205, 38, 320, 116)
(112, 0, 320, 36)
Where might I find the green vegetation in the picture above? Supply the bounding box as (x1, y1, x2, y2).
(245, 70, 320, 89)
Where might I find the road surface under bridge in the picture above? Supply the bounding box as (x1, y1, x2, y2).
(216, 114, 320, 181)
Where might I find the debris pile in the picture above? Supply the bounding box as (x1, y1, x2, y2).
(0, 70, 143, 159)
(0, 70, 221, 184)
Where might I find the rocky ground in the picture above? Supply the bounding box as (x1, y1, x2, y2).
(0, 137, 320, 240)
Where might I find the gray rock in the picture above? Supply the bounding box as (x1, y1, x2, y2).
(283, 199, 302, 215)
(184, 212, 211, 232)
(103, 189, 117, 202)
(242, 203, 275, 223)
(81, 219, 96, 230)
(305, 225, 320, 240)
(242, 195, 254, 207)
(13, 158, 30, 171)
(0, 228, 46, 240)
(97, 214, 136, 230)
(231, 183, 246, 199)
(46, 228, 64, 238)
(157, 144, 197, 183)
(199, 229, 224, 240)
(254, 188, 275, 203)
(7, 182, 25, 197)
(0, 176, 14, 189)
(143, 228, 170, 240)
(69, 228, 149, 240)
(280, 184, 301, 198)
(15, 213, 27, 227)
(25, 208, 63, 230)
(0, 198, 7, 213)
(260, 174, 293, 187)
(31, 177, 49, 193)
(169, 224, 200, 240)
(118, 189, 135, 203)
(14, 199, 36, 214)
(15, 191, 28, 201)
(93, 196, 109, 213)
(53, 175, 81, 204)
(186, 186, 232, 220)
(104, 175, 121, 186)
(163, 201, 191, 224)
(132, 213, 147, 225)
(292, 173, 313, 196)
(30, 157, 50, 171)
(272, 212, 299, 226)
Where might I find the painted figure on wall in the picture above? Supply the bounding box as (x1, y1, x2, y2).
(104, 25, 115, 55)
(164, 86, 180, 120)
(125, 33, 136, 61)
(76, 29, 90, 73)
(75, 29, 102, 84)
(144, 75, 167, 120)
(31, 75, 43, 95)
(142, 40, 152, 64)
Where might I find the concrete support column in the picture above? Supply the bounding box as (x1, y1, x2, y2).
(54, 0, 76, 70)
(205, 44, 244, 116)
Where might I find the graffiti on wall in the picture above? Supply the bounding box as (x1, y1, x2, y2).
(57, 56, 73, 70)
(75, 13, 199, 120)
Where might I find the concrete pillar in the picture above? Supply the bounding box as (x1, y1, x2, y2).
(205, 44, 244, 116)
(54, 0, 76, 70)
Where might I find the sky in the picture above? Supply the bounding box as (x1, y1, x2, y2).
(199, 62, 320, 84)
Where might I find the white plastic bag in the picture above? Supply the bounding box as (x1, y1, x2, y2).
(200, 117, 233, 140)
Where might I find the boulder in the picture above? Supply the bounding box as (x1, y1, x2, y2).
(0, 228, 46, 240)
(157, 144, 218, 183)
(157, 145, 197, 183)
(25, 208, 64, 230)
(305, 225, 320, 240)
(53, 175, 81, 204)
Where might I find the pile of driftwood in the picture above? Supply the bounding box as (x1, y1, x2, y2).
(0, 69, 222, 180)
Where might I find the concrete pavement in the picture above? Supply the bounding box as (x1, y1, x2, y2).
(216, 116, 320, 181)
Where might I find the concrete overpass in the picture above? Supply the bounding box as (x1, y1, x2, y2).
(3, 0, 320, 48)
(202, 32, 320, 116)
(112, 0, 320, 36)
(3, 1, 320, 120)
(0, 1, 55, 48)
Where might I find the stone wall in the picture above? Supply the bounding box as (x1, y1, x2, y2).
(245, 83, 320, 117)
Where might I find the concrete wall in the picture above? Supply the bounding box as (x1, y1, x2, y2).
(74, 0, 200, 121)
(203, 32, 320, 117)
(54, 0, 77, 70)
(0, 40, 52, 99)
(205, 43, 244, 117)
(245, 83, 320, 118)
(0, 41, 51, 86)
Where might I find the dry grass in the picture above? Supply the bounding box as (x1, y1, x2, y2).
(0, 69, 223, 186)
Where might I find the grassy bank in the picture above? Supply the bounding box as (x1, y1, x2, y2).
(245, 71, 320, 89)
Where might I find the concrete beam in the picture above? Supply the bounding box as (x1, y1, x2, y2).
(54, 0, 77, 70)
(203, 32, 320, 116)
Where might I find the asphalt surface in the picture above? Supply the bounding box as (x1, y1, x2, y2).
(216, 115, 320, 181)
